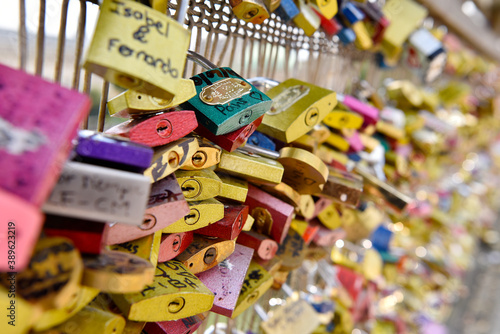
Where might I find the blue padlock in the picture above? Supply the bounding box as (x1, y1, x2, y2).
(274, 0, 300, 22)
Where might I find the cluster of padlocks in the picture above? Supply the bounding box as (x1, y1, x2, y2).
(1, 0, 500, 333)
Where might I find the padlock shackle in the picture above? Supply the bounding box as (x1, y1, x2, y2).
(248, 77, 280, 93)
(186, 50, 218, 71)
(239, 143, 280, 159)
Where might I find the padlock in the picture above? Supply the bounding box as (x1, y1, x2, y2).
(289, 133, 319, 153)
(231, 260, 273, 318)
(336, 93, 379, 127)
(0, 286, 41, 334)
(105, 110, 198, 148)
(110, 231, 162, 267)
(38, 306, 126, 334)
(261, 299, 322, 334)
(111, 261, 214, 321)
(144, 137, 199, 183)
(178, 137, 222, 170)
(297, 194, 315, 220)
(82, 250, 155, 293)
(316, 145, 349, 166)
(260, 78, 337, 143)
(293, 0, 321, 36)
(316, 13, 343, 36)
(217, 150, 284, 185)
(73, 130, 154, 173)
(358, 1, 389, 44)
(245, 184, 295, 244)
(275, 228, 306, 271)
(243, 214, 255, 231)
(248, 131, 277, 151)
(1, 237, 82, 310)
(309, 0, 338, 19)
(341, 2, 365, 24)
(290, 219, 317, 244)
(318, 167, 363, 208)
(143, 314, 206, 334)
(278, 147, 329, 194)
(354, 164, 412, 212)
(33, 285, 100, 332)
(229, 0, 270, 24)
(43, 161, 151, 225)
(408, 30, 447, 82)
(338, 26, 357, 44)
(237, 231, 279, 260)
(161, 198, 225, 233)
(317, 202, 342, 230)
(194, 114, 263, 152)
(102, 174, 189, 245)
(43, 215, 105, 255)
(376, 120, 405, 140)
(107, 79, 196, 118)
(181, 65, 272, 135)
(323, 109, 364, 130)
(325, 132, 350, 152)
(309, 197, 333, 220)
(175, 235, 236, 274)
(175, 169, 222, 201)
(196, 244, 254, 317)
(217, 172, 249, 202)
(261, 182, 302, 208)
(196, 203, 249, 240)
(0, 64, 91, 206)
(0, 189, 43, 272)
(351, 21, 374, 50)
(381, 0, 428, 57)
(158, 232, 194, 262)
(274, 0, 300, 22)
(83, 0, 190, 99)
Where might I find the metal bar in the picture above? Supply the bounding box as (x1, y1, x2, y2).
(72, 0, 87, 90)
(19, 0, 27, 70)
(97, 81, 110, 132)
(35, 0, 46, 76)
(54, 0, 70, 83)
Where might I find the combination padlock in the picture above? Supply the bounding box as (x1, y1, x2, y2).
(181, 52, 272, 135)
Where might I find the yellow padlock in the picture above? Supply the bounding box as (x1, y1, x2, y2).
(179, 138, 222, 171)
(309, 0, 338, 19)
(293, 0, 321, 36)
(84, 0, 190, 99)
(261, 182, 302, 207)
(229, 0, 270, 24)
(111, 261, 214, 321)
(175, 169, 222, 201)
(217, 172, 249, 203)
(1, 286, 41, 334)
(323, 109, 363, 130)
(325, 132, 349, 152)
(109, 231, 162, 267)
(260, 79, 337, 143)
(161, 198, 225, 233)
(317, 203, 341, 230)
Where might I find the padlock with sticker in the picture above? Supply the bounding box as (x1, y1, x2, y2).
(259, 78, 337, 143)
(181, 52, 272, 136)
(83, 0, 191, 99)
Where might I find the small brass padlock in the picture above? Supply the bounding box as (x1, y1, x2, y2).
(175, 169, 222, 201)
(178, 137, 222, 170)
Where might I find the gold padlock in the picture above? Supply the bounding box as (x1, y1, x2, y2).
(175, 169, 222, 201)
(161, 198, 225, 233)
(107, 79, 197, 118)
(309, 0, 338, 19)
(275, 228, 306, 271)
(217, 172, 249, 203)
(293, 0, 321, 36)
(175, 235, 236, 274)
(109, 231, 162, 267)
(217, 150, 284, 185)
(323, 109, 364, 130)
(229, 0, 270, 24)
(82, 250, 155, 293)
(111, 261, 214, 321)
(260, 79, 337, 143)
(179, 138, 222, 171)
(83, 0, 190, 99)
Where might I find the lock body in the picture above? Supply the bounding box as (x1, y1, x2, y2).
(274, 0, 300, 22)
(175, 169, 222, 201)
(111, 261, 214, 321)
(261, 299, 321, 334)
(229, 0, 270, 24)
(43, 161, 151, 225)
(217, 173, 249, 202)
(143, 314, 205, 334)
(275, 228, 306, 271)
(158, 232, 194, 262)
(106, 111, 198, 148)
(179, 138, 222, 170)
(197, 244, 254, 317)
(175, 235, 236, 274)
(110, 231, 162, 267)
(196, 203, 249, 240)
(237, 231, 279, 260)
(84, 0, 190, 99)
(260, 78, 337, 143)
(182, 67, 272, 135)
(0, 64, 90, 206)
(161, 198, 225, 233)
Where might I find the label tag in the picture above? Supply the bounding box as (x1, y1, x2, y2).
(200, 78, 252, 105)
(267, 85, 309, 115)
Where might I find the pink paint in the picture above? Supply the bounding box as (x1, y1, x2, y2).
(341, 94, 379, 126)
(0, 64, 91, 206)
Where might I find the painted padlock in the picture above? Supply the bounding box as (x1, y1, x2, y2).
(181, 64, 272, 135)
(0, 64, 90, 206)
(196, 244, 254, 317)
(229, 0, 270, 24)
(43, 161, 151, 225)
(259, 78, 337, 143)
(196, 203, 249, 240)
(83, 0, 190, 99)
(175, 235, 236, 274)
(111, 260, 214, 321)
